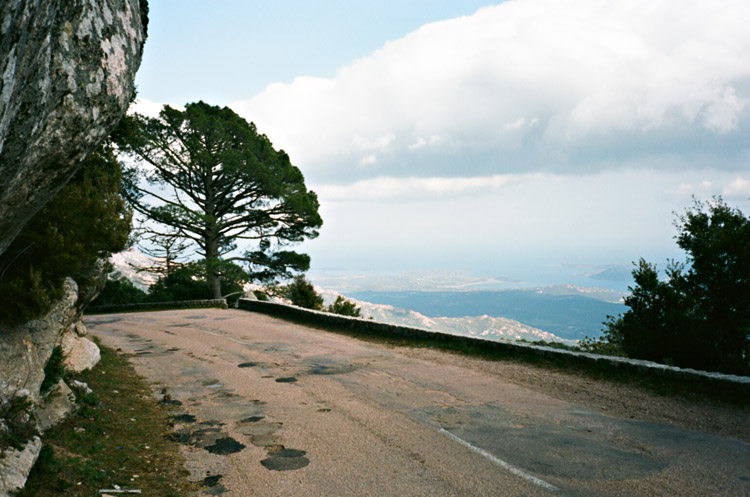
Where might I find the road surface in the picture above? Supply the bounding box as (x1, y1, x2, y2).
(86, 309, 750, 497)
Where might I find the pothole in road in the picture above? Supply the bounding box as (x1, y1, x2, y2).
(237, 362, 258, 368)
(275, 377, 297, 383)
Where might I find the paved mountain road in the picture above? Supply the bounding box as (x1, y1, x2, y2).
(85, 309, 750, 497)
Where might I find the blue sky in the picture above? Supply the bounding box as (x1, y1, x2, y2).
(133, 0, 750, 290)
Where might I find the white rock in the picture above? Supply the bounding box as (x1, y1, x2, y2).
(61, 332, 100, 373)
(70, 380, 93, 395)
(0, 436, 42, 495)
(35, 380, 76, 432)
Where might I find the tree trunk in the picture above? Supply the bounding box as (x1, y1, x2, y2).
(209, 270, 222, 299)
(205, 239, 222, 300)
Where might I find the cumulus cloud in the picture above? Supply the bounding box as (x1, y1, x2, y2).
(130, 98, 184, 118)
(316, 174, 513, 201)
(231, 0, 750, 181)
(722, 177, 750, 199)
(672, 175, 750, 201)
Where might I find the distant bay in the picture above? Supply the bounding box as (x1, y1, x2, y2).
(348, 289, 626, 341)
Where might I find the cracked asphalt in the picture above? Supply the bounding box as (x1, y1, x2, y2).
(85, 309, 750, 497)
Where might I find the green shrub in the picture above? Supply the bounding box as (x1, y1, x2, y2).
(94, 274, 148, 306)
(0, 395, 38, 451)
(286, 276, 323, 310)
(253, 290, 269, 301)
(327, 296, 361, 317)
(0, 143, 131, 324)
(588, 199, 750, 375)
(40, 346, 66, 394)
(146, 261, 245, 305)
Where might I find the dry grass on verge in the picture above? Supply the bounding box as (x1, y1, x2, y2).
(18, 342, 197, 497)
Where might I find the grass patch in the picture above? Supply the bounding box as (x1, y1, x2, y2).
(18, 342, 198, 497)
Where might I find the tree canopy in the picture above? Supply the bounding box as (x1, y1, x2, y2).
(586, 198, 750, 375)
(118, 102, 322, 298)
(0, 143, 132, 323)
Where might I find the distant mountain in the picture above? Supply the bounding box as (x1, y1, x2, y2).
(109, 247, 160, 291)
(347, 289, 625, 341)
(318, 289, 576, 345)
(309, 269, 526, 293)
(525, 284, 624, 303)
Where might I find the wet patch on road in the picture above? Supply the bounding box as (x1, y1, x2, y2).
(205, 437, 246, 455)
(159, 396, 183, 407)
(275, 377, 297, 383)
(237, 362, 258, 368)
(172, 413, 197, 423)
(237, 421, 282, 437)
(260, 446, 310, 471)
(240, 416, 264, 423)
(201, 474, 227, 495)
(237, 419, 283, 447)
(168, 425, 246, 456)
(304, 357, 359, 376)
(418, 405, 667, 481)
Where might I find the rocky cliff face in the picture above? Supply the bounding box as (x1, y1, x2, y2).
(0, 1, 147, 493)
(0, 0, 148, 256)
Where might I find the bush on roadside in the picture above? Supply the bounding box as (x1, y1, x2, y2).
(327, 295, 361, 317)
(285, 276, 323, 310)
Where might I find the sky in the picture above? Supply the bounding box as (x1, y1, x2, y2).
(133, 0, 750, 290)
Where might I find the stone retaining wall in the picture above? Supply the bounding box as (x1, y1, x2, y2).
(237, 298, 750, 391)
(86, 299, 228, 314)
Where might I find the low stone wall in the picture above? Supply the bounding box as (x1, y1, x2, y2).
(237, 298, 750, 391)
(86, 299, 228, 314)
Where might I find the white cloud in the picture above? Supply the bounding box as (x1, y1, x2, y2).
(316, 174, 512, 201)
(722, 177, 750, 199)
(359, 154, 378, 166)
(408, 135, 442, 150)
(670, 175, 750, 202)
(130, 98, 183, 118)
(677, 180, 714, 195)
(231, 0, 750, 181)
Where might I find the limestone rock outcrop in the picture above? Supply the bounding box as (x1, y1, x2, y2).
(35, 380, 77, 432)
(0, 278, 79, 399)
(0, 0, 148, 256)
(0, 1, 147, 492)
(0, 436, 41, 495)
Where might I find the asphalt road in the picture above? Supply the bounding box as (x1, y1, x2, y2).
(86, 309, 750, 497)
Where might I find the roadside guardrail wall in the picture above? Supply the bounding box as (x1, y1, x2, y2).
(236, 298, 750, 391)
(86, 299, 228, 314)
